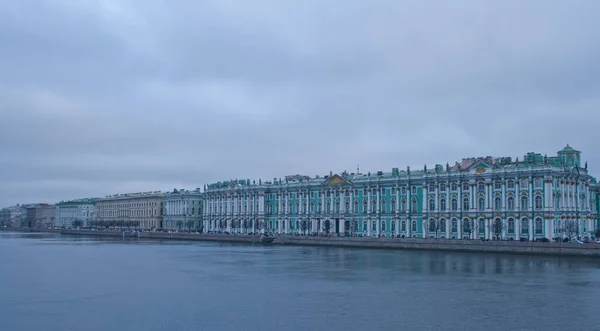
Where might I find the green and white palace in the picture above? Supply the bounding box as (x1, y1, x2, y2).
(203, 145, 600, 241)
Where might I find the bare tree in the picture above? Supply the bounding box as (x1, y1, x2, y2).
(462, 219, 475, 240)
(300, 220, 307, 236)
(350, 220, 358, 237)
(595, 228, 600, 240)
(489, 219, 506, 241)
(561, 219, 579, 240)
(72, 220, 83, 229)
(324, 219, 331, 235)
(186, 220, 194, 232)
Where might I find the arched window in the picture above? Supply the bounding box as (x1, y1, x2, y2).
(478, 197, 485, 211)
(508, 218, 515, 232)
(479, 218, 485, 234)
(363, 200, 367, 214)
(521, 218, 529, 233)
(325, 202, 330, 213)
(411, 220, 417, 232)
(412, 198, 418, 212)
(535, 195, 543, 210)
(354, 200, 358, 213)
(463, 219, 470, 232)
(494, 197, 502, 210)
(391, 220, 396, 232)
(521, 196, 528, 210)
(372, 200, 377, 213)
(535, 217, 543, 233)
(507, 196, 515, 210)
(400, 199, 406, 212)
(371, 221, 377, 231)
(440, 199, 446, 211)
(451, 198, 458, 211)
(380, 199, 386, 213)
(440, 219, 446, 232)
(451, 218, 457, 232)
(345, 200, 350, 213)
(463, 197, 470, 211)
(390, 199, 396, 213)
(381, 221, 386, 232)
(401, 220, 406, 232)
(362, 221, 367, 232)
(429, 199, 436, 211)
(429, 219, 436, 232)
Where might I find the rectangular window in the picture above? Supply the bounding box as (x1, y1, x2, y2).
(494, 181, 501, 190)
(462, 182, 469, 191)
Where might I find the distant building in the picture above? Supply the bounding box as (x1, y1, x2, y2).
(55, 198, 97, 228)
(0, 205, 21, 227)
(34, 204, 56, 228)
(163, 188, 203, 231)
(95, 191, 164, 229)
(203, 145, 599, 240)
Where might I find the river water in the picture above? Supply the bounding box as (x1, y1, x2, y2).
(1, 231, 600, 331)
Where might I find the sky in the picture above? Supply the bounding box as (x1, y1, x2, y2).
(1, 0, 600, 207)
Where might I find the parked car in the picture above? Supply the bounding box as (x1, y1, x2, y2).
(570, 239, 584, 244)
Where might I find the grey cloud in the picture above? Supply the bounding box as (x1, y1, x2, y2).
(1, 0, 600, 206)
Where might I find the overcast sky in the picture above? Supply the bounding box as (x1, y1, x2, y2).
(1, 1, 599, 206)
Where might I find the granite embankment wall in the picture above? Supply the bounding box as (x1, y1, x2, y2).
(276, 236, 600, 257)
(2, 228, 599, 257)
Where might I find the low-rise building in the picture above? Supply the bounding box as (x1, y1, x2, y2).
(55, 198, 97, 228)
(95, 191, 164, 229)
(163, 188, 203, 231)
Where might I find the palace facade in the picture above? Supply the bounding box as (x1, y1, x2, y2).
(163, 188, 203, 230)
(203, 145, 600, 240)
(95, 192, 164, 229)
(55, 198, 96, 228)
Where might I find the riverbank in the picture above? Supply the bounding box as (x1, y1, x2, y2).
(2, 227, 599, 257)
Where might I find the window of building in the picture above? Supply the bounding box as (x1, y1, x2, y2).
(381, 221, 386, 232)
(535, 218, 543, 233)
(428, 198, 435, 211)
(354, 189, 359, 196)
(463, 197, 470, 211)
(451, 219, 457, 232)
(412, 186, 417, 194)
(494, 181, 501, 190)
(381, 188, 386, 195)
(535, 195, 543, 210)
(534, 178, 542, 189)
(507, 196, 515, 210)
(372, 221, 376, 231)
(411, 221, 417, 232)
(478, 181, 485, 192)
(400, 199, 406, 212)
(440, 183, 446, 192)
(478, 197, 485, 211)
(440, 199, 446, 211)
(479, 218, 485, 234)
(451, 182, 458, 192)
(412, 198, 418, 212)
(508, 218, 515, 232)
(507, 180, 515, 189)
(429, 219, 436, 232)
(462, 182, 469, 191)
(363, 200, 367, 214)
(494, 197, 502, 210)
(429, 184, 435, 192)
(390, 199, 396, 213)
(401, 187, 406, 195)
(521, 196, 528, 210)
(521, 218, 529, 233)
(391, 187, 396, 195)
(451, 198, 457, 211)
(373, 188, 377, 196)
(520, 178, 528, 189)
(440, 219, 446, 233)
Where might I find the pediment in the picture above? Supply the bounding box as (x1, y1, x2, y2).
(324, 174, 351, 186)
(469, 161, 491, 173)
